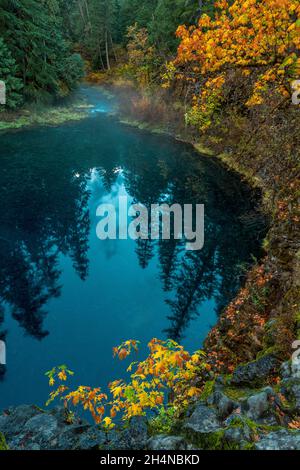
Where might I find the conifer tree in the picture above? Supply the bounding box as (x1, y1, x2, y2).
(0, 37, 23, 110)
(0, 0, 84, 103)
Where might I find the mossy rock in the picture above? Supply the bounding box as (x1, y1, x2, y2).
(199, 380, 216, 401)
(228, 415, 283, 435)
(231, 355, 280, 387)
(242, 442, 256, 450)
(0, 433, 9, 451)
(223, 385, 262, 401)
(193, 142, 215, 156)
(185, 428, 240, 450)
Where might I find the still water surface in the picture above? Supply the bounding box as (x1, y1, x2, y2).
(0, 87, 265, 409)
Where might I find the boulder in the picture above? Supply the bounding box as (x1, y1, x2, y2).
(207, 391, 239, 419)
(290, 383, 300, 411)
(224, 427, 250, 446)
(6, 413, 59, 450)
(231, 355, 280, 386)
(280, 362, 300, 412)
(280, 361, 292, 379)
(184, 404, 222, 435)
(223, 414, 253, 442)
(57, 424, 106, 450)
(291, 357, 300, 380)
(281, 360, 300, 381)
(148, 435, 189, 450)
(0, 405, 41, 441)
(255, 430, 300, 450)
(0, 406, 107, 450)
(245, 387, 273, 421)
(106, 416, 148, 450)
(78, 426, 107, 450)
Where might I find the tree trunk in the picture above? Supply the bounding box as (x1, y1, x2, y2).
(109, 31, 117, 63)
(83, 0, 91, 32)
(78, 1, 86, 26)
(98, 40, 105, 70)
(83, 0, 90, 21)
(105, 30, 111, 70)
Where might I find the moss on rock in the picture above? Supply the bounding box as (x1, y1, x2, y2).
(0, 433, 9, 451)
(184, 428, 241, 450)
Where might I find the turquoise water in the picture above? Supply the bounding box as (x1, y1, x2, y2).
(0, 86, 265, 409)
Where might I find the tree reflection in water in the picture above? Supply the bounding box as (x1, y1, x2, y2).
(0, 114, 267, 382)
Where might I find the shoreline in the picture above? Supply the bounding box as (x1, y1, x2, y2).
(1, 82, 299, 450)
(0, 94, 92, 133)
(102, 79, 299, 370)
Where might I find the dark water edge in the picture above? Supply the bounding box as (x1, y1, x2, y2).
(0, 85, 267, 410)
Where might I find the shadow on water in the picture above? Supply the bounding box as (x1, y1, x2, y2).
(0, 86, 267, 402)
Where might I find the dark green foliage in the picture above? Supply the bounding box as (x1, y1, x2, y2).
(59, 0, 121, 70)
(119, 0, 158, 39)
(85, 0, 120, 69)
(149, 0, 199, 53)
(0, 0, 217, 105)
(58, 53, 85, 96)
(0, 37, 23, 110)
(0, 0, 84, 105)
(119, 0, 216, 53)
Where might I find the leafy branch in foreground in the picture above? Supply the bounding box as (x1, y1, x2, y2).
(45, 339, 209, 428)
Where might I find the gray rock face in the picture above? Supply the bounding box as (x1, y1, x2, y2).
(290, 383, 300, 411)
(1, 410, 59, 450)
(223, 414, 253, 443)
(24, 414, 58, 439)
(231, 355, 280, 386)
(255, 430, 300, 450)
(184, 404, 221, 435)
(106, 416, 148, 450)
(245, 388, 273, 420)
(57, 424, 89, 450)
(291, 360, 300, 380)
(224, 426, 251, 445)
(281, 360, 300, 380)
(2, 374, 300, 452)
(0, 405, 149, 451)
(0, 405, 39, 440)
(207, 391, 239, 419)
(78, 426, 107, 450)
(0, 406, 108, 450)
(280, 361, 291, 379)
(57, 424, 107, 450)
(148, 435, 188, 450)
(280, 362, 300, 412)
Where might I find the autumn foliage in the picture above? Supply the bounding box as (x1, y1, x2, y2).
(165, 0, 300, 129)
(205, 263, 277, 373)
(46, 339, 209, 428)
